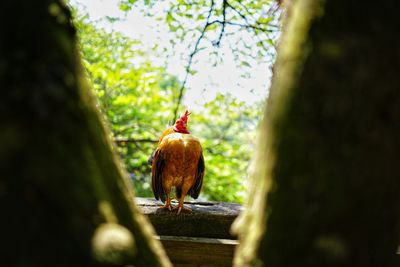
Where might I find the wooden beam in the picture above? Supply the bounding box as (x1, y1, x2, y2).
(156, 235, 238, 267)
(136, 198, 242, 239)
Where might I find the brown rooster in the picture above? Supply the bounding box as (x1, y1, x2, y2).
(150, 111, 205, 214)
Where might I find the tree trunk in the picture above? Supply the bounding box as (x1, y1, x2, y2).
(233, 0, 400, 266)
(0, 1, 171, 266)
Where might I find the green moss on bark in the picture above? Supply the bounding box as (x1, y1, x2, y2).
(234, 0, 400, 266)
(0, 1, 170, 266)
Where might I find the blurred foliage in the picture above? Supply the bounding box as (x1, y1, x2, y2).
(118, 0, 281, 67)
(72, 7, 264, 203)
(190, 94, 260, 202)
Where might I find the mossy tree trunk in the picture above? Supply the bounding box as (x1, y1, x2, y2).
(234, 0, 400, 266)
(0, 1, 170, 266)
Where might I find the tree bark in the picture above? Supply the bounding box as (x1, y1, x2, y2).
(0, 1, 171, 266)
(234, 0, 400, 266)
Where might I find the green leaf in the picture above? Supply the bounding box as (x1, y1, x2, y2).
(119, 2, 131, 11)
(241, 61, 251, 67)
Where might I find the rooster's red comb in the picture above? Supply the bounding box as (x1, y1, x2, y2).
(176, 110, 191, 124)
(173, 110, 191, 134)
(181, 110, 191, 123)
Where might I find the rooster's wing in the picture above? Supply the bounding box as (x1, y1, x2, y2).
(188, 153, 204, 199)
(151, 149, 166, 202)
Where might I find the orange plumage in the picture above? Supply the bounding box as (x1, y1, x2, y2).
(151, 111, 205, 214)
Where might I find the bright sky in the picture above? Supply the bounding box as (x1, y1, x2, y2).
(71, 0, 272, 110)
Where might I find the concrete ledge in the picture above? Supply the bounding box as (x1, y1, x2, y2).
(136, 197, 243, 239)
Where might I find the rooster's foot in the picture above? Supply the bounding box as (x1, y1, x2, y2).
(159, 204, 174, 211)
(173, 205, 192, 214)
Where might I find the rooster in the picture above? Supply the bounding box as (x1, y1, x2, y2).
(150, 111, 205, 214)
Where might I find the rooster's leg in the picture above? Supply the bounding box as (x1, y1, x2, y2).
(174, 181, 194, 214)
(160, 195, 173, 211)
(160, 185, 174, 211)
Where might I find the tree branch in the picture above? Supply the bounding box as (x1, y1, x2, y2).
(225, 1, 278, 50)
(172, 0, 215, 123)
(214, 0, 227, 47)
(210, 20, 274, 33)
(171, 1, 279, 123)
(115, 138, 158, 145)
